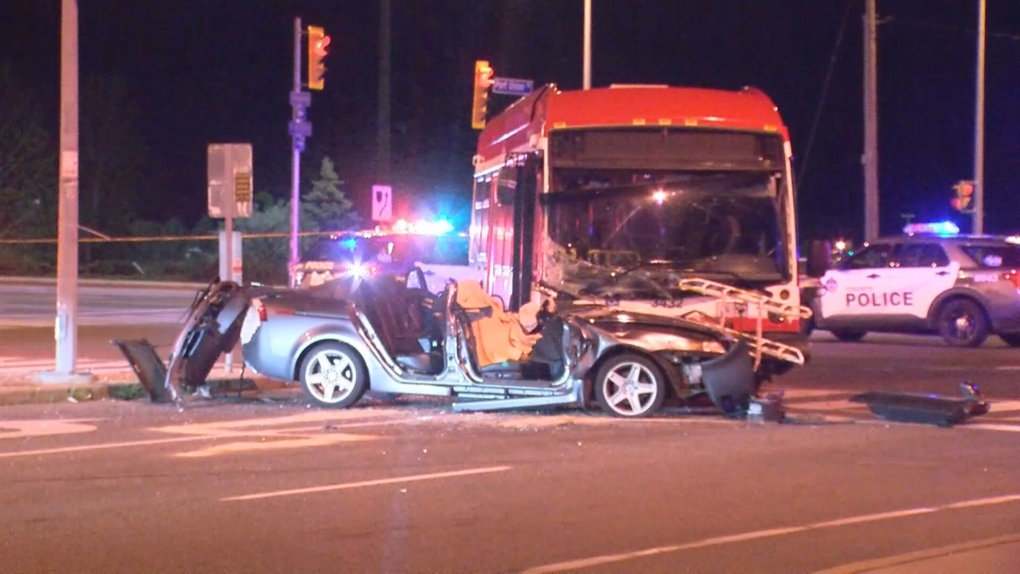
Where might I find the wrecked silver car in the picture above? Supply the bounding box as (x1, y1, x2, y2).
(230, 269, 803, 418)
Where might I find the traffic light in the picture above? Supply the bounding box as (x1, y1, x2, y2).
(471, 60, 495, 130)
(951, 179, 975, 211)
(307, 25, 330, 91)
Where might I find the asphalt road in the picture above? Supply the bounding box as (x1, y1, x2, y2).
(2, 397, 1020, 573)
(0, 282, 198, 328)
(3, 283, 1020, 571)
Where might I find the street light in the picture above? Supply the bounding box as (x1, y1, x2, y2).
(972, 0, 986, 234)
(583, 0, 592, 89)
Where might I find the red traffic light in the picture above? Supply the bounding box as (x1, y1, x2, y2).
(307, 25, 329, 91)
(313, 34, 331, 58)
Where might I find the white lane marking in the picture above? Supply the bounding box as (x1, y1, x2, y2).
(155, 411, 411, 458)
(988, 400, 1020, 413)
(521, 493, 1020, 573)
(0, 436, 216, 459)
(994, 365, 1020, 371)
(0, 419, 99, 439)
(814, 533, 1020, 574)
(178, 433, 379, 458)
(223, 465, 513, 502)
(963, 423, 1020, 433)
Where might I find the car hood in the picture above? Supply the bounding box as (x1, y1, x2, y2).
(565, 305, 734, 344)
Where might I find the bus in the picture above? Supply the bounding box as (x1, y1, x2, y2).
(469, 84, 811, 366)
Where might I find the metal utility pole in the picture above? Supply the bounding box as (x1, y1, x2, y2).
(583, 0, 592, 89)
(972, 0, 986, 235)
(863, 0, 880, 242)
(377, 0, 392, 184)
(42, 0, 90, 383)
(289, 17, 311, 267)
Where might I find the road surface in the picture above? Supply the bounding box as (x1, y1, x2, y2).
(2, 397, 1019, 573)
(3, 282, 1020, 571)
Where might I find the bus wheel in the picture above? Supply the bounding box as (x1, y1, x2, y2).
(594, 353, 666, 418)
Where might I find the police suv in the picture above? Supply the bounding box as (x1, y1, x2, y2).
(807, 227, 1020, 347)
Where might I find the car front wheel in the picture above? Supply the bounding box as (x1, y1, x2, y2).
(594, 353, 666, 418)
(937, 299, 989, 348)
(299, 342, 369, 408)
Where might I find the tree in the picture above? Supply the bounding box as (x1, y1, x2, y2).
(0, 63, 57, 241)
(303, 156, 358, 232)
(80, 73, 147, 236)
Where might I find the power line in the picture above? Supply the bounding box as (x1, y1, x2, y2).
(796, 0, 854, 188)
(886, 17, 1020, 42)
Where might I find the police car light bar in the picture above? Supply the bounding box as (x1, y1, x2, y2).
(391, 218, 454, 235)
(903, 221, 960, 237)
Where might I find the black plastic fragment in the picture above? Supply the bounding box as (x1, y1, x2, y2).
(849, 382, 990, 427)
(110, 339, 170, 403)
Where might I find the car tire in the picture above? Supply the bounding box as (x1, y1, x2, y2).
(937, 298, 989, 348)
(999, 333, 1020, 348)
(831, 329, 867, 342)
(594, 353, 666, 418)
(299, 342, 369, 409)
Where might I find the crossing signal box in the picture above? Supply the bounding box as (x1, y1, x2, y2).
(308, 25, 330, 91)
(471, 60, 495, 130)
(951, 180, 975, 211)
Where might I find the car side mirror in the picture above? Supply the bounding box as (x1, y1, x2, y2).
(806, 240, 831, 278)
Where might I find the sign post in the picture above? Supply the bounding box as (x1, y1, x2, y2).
(208, 143, 253, 372)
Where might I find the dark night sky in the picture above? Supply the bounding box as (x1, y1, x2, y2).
(1, 0, 1018, 240)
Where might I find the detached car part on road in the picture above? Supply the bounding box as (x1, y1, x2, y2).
(131, 272, 809, 418)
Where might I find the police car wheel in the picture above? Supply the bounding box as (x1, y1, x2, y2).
(831, 329, 866, 342)
(937, 299, 989, 348)
(999, 333, 1020, 348)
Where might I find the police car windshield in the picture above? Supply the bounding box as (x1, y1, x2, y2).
(542, 172, 788, 297)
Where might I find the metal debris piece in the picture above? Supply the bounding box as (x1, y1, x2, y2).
(849, 382, 990, 427)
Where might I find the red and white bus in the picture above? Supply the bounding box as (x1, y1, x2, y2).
(469, 84, 811, 362)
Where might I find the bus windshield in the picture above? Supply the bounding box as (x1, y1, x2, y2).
(542, 171, 789, 299)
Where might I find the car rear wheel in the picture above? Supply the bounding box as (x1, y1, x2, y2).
(999, 333, 1020, 347)
(299, 342, 368, 408)
(937, 298, 989, 348)
(594, 353, 666, 418)
(831, 329, 867, 342)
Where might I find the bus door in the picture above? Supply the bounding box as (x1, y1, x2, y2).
(488, 167, 516, 306)
(509, 156, 540, 311)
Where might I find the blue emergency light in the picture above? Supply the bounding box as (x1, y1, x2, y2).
(903, 221, 959, 237)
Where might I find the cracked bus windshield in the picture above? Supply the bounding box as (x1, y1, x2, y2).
(542, 171, 790, 301)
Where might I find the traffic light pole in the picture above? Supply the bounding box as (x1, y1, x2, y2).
(862, 0, 880, 242)
(289, 17, 303, 267)
(972, 0, 986, 235)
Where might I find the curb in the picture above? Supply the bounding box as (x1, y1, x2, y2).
(0, 276, 209, 290)
(0, 370, 294, 407)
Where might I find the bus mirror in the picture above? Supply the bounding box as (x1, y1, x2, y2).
(806, 240, 831, 278)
